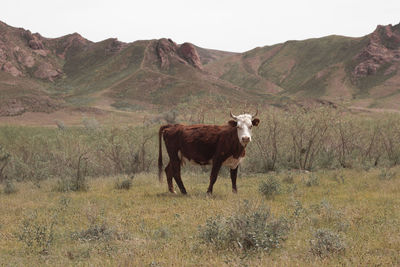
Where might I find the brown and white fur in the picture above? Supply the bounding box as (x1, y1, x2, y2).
(158, 112, 260, 195)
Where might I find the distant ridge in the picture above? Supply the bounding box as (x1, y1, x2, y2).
(1, 20, 400, 118)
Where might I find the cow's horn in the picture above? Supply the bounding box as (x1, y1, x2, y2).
(230, 111, 238, 120)
(252, 109, 258, 118)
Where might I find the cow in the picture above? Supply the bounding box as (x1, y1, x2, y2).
(158, 111, 260, 195)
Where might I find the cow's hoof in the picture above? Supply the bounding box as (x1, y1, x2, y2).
(232, 189, 237, 194)
(169, 190, 177, 194)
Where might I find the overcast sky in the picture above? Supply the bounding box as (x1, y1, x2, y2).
(1, 0, 400, 52)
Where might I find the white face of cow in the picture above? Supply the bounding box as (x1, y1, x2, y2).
(236, 114, 253, 146)
(230, 113, 260, 146)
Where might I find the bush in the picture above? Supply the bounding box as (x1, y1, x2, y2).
(310, 228, 346, 257)
(282, 173, 294, 184)
(198, 201, 289, 252)
(82, 117, 100, 131)
(114, 177, 132, 190)
(54, 176, 88, 192)
(71, 208, 127, 243)
(16, 210, 56, 255)
(305, 173, 320, 187)
(0, 145, 10, 182)
(378, 168, 396, 180)
(72, 222, 118, 242)
(3, 179, 17, 194)
(259, 176, 281, 199)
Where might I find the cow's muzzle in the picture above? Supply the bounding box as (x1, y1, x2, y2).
(241, 136, 250, 144)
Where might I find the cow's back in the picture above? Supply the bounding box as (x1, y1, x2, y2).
(162, 124, 235, 164)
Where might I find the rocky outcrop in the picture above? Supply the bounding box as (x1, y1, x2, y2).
(156, 38, 203, 70)
(2, 62, 22, 77)
(34, 62, 63, 81)
(353, 24, 400, 78)
(55, 33, 91, 59)
(178, 42, 203, 70)
(105, 38, 127, 53)
(157, 38, 179, 70)
(23, 30, 45, 50)
(14, 46, 35, 67)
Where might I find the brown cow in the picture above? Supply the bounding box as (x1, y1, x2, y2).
(158, 111, 260, 194)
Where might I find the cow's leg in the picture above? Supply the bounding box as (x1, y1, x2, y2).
(230, 167, 238, 193)
(165, 162, 175, 193)
(207, 160, 222, 195)
(171, 160, 187, 194)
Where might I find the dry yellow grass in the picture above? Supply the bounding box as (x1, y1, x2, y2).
(0, 168, 399, 266)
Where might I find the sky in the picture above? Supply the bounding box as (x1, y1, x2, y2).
(1, 0, 400, 52)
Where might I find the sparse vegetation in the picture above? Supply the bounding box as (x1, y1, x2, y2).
(378, 167, 396, 181)
(305, 173, 320, 187)
(0, 107, 400, 265)
(0, 145, 10, 182)
(310, 228, 346, 257)
(0, 168, 398, 265)
(16, 209, 57, 255)
(114, 176, 132, 190)
(198, 200, 289, 252)
(259, 175, 281, 198)
(3, 179, 17, 194)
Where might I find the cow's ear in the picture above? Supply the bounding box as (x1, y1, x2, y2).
(228, 120, 237, 127)
(252, 118, 260, 126)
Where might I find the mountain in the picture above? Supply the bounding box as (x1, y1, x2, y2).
(1, 20, 400, 121)
(205, 23, 400, 109)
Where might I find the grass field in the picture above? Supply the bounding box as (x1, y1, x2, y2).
(1, 168, 399, 266)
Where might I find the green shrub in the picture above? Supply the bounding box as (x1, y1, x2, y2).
(198, 201, 289, 252)
(259, 175, 281, 199)
(310, 228, 346, 257)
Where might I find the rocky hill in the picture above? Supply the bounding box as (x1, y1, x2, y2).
(1, 20, 400, 119)
(206, 23, 400, 109)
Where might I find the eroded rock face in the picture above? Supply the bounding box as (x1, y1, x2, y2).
(34, 62, 62, 81)
(178, 42, 203, 70)
(14, 46, 35, 67)
(23, 31, 45, 50)
(0, 45, 7, 63)
(106, 38, 126, 53)
(156, 38, 203, 70)
(2, 61, 22, 77)
(157, 38, 178, 70)
(353, 24, 400, 78)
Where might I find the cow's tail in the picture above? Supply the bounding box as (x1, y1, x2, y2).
(158, 125, 170, 183)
